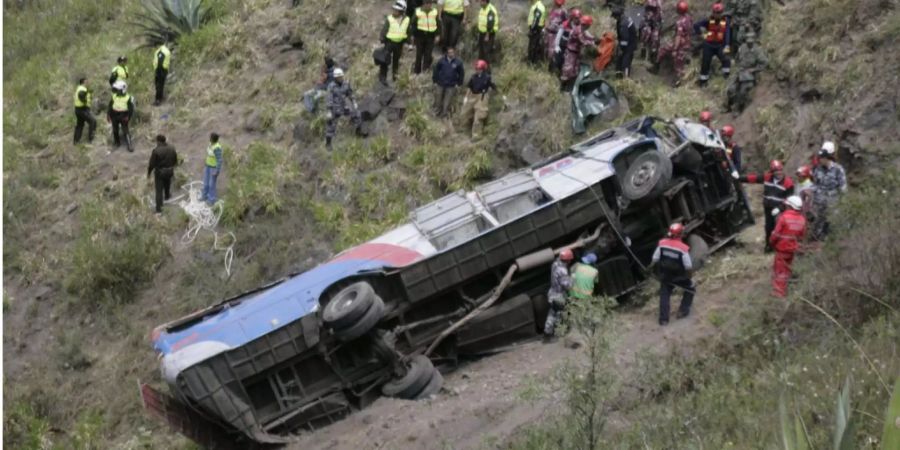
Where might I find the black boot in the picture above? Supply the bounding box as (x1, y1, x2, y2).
(325, 136, 333, 150)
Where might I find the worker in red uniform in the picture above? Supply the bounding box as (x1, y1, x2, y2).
(654, 1, 692, 84)
(719, 124, 742, 172)
(651, 223, 695, 326)
(769, 195, 807, 297)
(560, 15, 597, 91)
(693, 2, 731, 86)
(736, 160, 795, 252)
(699, 110, 713, 128)
(544, 0, 568, 67)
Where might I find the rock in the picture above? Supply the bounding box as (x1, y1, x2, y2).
(385, 96, 407, 122)
(66, 203, 78, 214)
(33, 285, 53, 302)
(563, 334, 585, 349)
(292, 119, 312, 144)
(495, 112, 545, 166)
(244, 110, 263, 133)
(358, 86, 396, 121)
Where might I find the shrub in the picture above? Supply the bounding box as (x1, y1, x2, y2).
(220, 142, 296, 225)
(135, 0, 209, 47)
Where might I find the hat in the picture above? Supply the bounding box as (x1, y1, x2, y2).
(333, 67, 344, 77)
(112, 80, 127, 91)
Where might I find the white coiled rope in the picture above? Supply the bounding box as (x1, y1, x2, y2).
(177, 181, 236, 276)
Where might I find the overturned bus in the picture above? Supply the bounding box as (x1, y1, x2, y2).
(141, 116, 753, 447)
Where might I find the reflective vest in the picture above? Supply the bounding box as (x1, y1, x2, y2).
(443, 0, 465, 15)
(111, 93, 131, 112)
(568, 263, 599, 300)
(478, 4, 499, 33)
(655, 238, 692, 276)
(206, 142, 222, 167)
(528, 1, 546, 28)
(111, 64, 128, 80)
(705, 17, 728, 43)
(74, 85, 91, 108)
(154, 44, 171, 70)
(386, 15, 410, 42)
(416, 8, 439, 32)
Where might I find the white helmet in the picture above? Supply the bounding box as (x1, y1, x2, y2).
(332, 67, 344, 78)
(820, 140, 836, 155)
(785, 195, 803, 211)
(113, 80, 127, 91)
(393, 0, 407, 11)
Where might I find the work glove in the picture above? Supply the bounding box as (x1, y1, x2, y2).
(771, 208, 780, 217)
(352, 101, 358, 110)
(724, 46, 731, 54)
(326, 111, 333, 120)
(731, 170, 740, 179)
(463, 95, 469, 106)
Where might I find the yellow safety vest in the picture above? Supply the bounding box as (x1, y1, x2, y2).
(386, 15, 410, 42)
(206, 142, 222, 167)
(477, 4, 499, 33)
(154, 44, 171, 70)
(416, 8, 439, 33)
(568, 263, 599, 300)
(111, 93, 131, 112)
(111, 65, 128, 80)
(528, 1, 546, 28)
(443, 0, 465, 15)
(74, 85, 91, 108)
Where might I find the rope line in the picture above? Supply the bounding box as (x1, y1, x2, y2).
(176, 181, 235, 276)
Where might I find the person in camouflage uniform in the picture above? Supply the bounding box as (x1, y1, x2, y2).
(655, 1, 693, 83)
(560, 15, 597, 91)
(729, 0, 763, 52)
(324, 68, 362, 150)
(811, 142, 847, 240)
(544, 0, 568, 65)
(725, 30, 767, 112)
(640, 0, 663, 61)
(543, 249, 574, 339)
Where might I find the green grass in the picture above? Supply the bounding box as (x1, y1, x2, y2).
(220, 142, 297, 225)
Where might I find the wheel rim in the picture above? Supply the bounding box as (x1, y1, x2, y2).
(631, 161, 658, 189)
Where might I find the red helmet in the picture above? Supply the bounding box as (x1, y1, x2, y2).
(569, 8, 582, 20)
(554, 0, 565, 6)
(796, 165, 812, 179)
(712, 2, 724, 13)
(668, 223, 685, 238)
(770, 160, 784, 172)
(699, 110, 712, 123)
(676, 1, 689, 13)
(580, 15, 593, 27)
(559, 248, 574, 261)
(475, 59, 488, 71)
(721, 125, 735, 138)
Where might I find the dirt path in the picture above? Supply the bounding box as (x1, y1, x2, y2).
(288, 216, 768, 450)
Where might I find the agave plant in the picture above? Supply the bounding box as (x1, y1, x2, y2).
(135, 0, 208, 47)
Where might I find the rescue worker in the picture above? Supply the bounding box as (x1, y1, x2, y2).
(476, 0, 499, 63)
(552, 9, 581, 75)
(795, 165, 816, 225)
(726, 30, 767, 113)
(147, 134, 178, 214)
(811, 141, 847, 240)
(737, 159, 795, 251)
(381, 1, 411, 85)
(544, 0, 567, 68)
(303, 56, 336, 113)
(720, 124, 742, 172)
(413, 0, 440, 75)
(640, 0, 663, 62)
(769, 196, 806, 297)
(201, 133, 223, 205)
(730, 0, 763, 50)
(612, 7, 639, 78)
(544, 248, 574, 339)
(651, 223, 695, 326)
(324, 68, 362, 150)
(654, 1, 693, 83)
(73, 77, 96, 145)
(109, 56, 128, 87)
(153, 41, 172, 105)
(526, 0, 546, 65)
(432, 47, 465, 117)
(699, 110, 713, 128)
(560, 15, 597, 91)
(461, 59, 496, 139)
(106, 80, 135, 151)
(694, 2, 731, 87)
(593, 31, 617, 72)
(438, 0, 468, 52)
(568, 252, 599, 301)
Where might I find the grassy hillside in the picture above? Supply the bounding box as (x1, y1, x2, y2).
(3, 0, 898, 448)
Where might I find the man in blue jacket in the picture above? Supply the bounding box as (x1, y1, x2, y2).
(432, 47, 465, 117)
